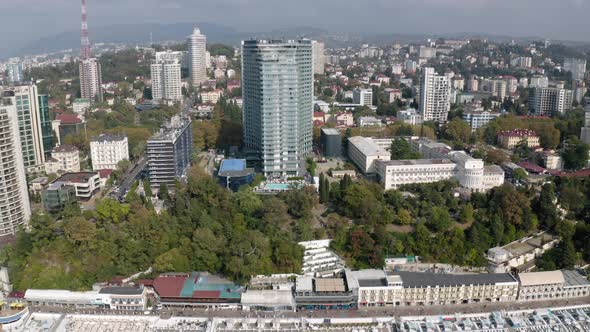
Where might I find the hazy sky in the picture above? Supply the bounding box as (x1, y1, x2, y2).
(3, 0, 590, 53)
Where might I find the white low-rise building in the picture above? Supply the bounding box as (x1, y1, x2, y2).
(486, 232, 559, 273)
(45, 145, 80, 174)
(375, 159, 457, 190)
(397, 109, 423, 126)
(517, 270, 590, 301)
(347, 136, 391, 174)
(357, 116, 382, 127)
(90, 134, 129, 170)
(462, 110, 501, 132)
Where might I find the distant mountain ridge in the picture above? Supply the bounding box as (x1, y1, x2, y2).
(14, 22, 241, 58)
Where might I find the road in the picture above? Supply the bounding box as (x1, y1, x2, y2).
(110, 156, 147, 200)
(29, 296, 590, 319)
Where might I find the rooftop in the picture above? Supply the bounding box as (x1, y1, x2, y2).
(91, 133, 127, 143)
(54, 172, 98, 184)
(218, 159, 254, 178)
(148, 115, 191, 143)
(377, 158, 454, 166)
(396, 271, 517, 288)
(52, 144, 78, 153)
(314, 278, 346, 292)
(498, 129, 539, 137)
(562, 270, 590, 287)
(348, 136, 389, 157)
(153, 272, 241, 300)
(321, 128, 341, 136)
(98, 287, 144, 295)
(518, 271, 564, 286)
(56, 114, 83, 124)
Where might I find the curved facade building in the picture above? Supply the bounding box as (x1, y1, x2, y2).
(188, 28, 207, 86)
(0, 95, 31, 237)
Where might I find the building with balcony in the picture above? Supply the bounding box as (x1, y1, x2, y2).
(90, 134, 129, 171)
(517, 270, 589, 301)
(45, 145, 80, 174)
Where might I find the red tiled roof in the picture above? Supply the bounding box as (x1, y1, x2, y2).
(137, 279, 154, 287)
(553, 168, 590, 178)
(153, 275, 186, 298)
(56, 114, 82, 124)
(8, 291, 25, 298)
(517, 161, 546, 173)
(98, 169, 113, 178)
(498, 129, 538, 137)
(193, 290, 221, 299)
(314, 112, 325, 117)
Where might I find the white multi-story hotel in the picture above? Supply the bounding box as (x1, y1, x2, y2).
(353, 88, 373, 107)
(311, 40, 325, 75)
(355, 269, 519, 307)
(462, 110, 501, 132)
(79, 58, 103, 102)
(397, 109, 423, 126)
(347, 136, 390, 174)
(90, 134, 129, 171)
(151, 56, 182, 102)
(0, 96, 31, 238)
(45, 145, 80, 174)
(375, 159, 457, 190)
(419, 67, 451, 123)
(188, 28, 207, 86)
(517, 270, 590, 301)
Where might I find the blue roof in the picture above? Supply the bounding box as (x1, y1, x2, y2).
(219, 159, 246, 172)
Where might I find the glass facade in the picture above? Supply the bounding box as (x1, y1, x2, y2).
(38, 95, 53, 157)
(242, 40, 313, 177)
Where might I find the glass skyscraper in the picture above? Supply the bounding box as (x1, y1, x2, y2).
(241, 39, 313, 177)
(37, 95, 53, 157)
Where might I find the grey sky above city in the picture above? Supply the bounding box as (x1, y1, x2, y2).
(3, 0, 590, 55)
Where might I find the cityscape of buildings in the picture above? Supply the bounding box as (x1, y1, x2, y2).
(0, 0, 588, 330)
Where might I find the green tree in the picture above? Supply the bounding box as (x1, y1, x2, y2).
(562, 136, 589, 170)
(95, 199, 130, 224)
(390, 138, 420, 160)
(154, 248, 190, 272)
(459, 204, 474, 224)
(428, 206, 452, 232)
(396, 208, 413, 225)
(442, 118, 471, 144)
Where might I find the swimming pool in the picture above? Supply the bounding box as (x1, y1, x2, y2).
(263, 183, 291, 191)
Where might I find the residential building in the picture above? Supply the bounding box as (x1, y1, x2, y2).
(419, 67, 451, 123)
(573, 79, 586, 104)
(188, 28, 207, 86)
(357, 116, 382, 127)
(384, 88, 401, 103)
(37, 94, 53, 157)
(564, 57, 587, 80)
(486, 232, 559, 273)
(529, 87, 573, 116)
(330, 112, 354, 127)
(529, 75, 549, 88)
(45, 145, 80, 174)
(356, 270, 519, 307)
(51, 172, 101, 200)
(41, 182, 77, 214)
(7, 62, 24, 83)
(242, 39, 313, 177)
(147, 115, 192, 189)
(462, 110, 501, 132)
(510, 56, 532, 68)
(543, 151, 563, 170)
(151, 55, 182, 102)
(199, 89, 222, 104)
(580, 103, 590, 145)
(320, 128, 342, 157)
(397, 109, 423, 126)
(418, 46, 436, 59)
(353, 88, 373, 106)
(311, 40, 325, 75)
(299, 240, 346, 277)
(347, 136, 390, 174)
(29, 177, 48, 196)
(517, 270, 589, 302)
(217, 159, 255, 191)
(2, 84, 47, 171)
(79, 58, 103, 102)
(497, 129, 540, 149)
(90, 134, 129, 170)
(0, 95, 31, 237)
(52, 114, 86, 146)
(375, 159, 457, 190)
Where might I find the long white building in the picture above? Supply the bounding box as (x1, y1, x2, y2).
(347, 136, 391, 174)
(419, 67, 451, 123)
(375, 159, 457, 189)
(0, 95, 31, 238)
(90, 134, 129, 170)
(188, 28, 207, 86)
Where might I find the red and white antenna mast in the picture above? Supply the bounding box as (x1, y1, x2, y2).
(80, 0, 91, 59)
